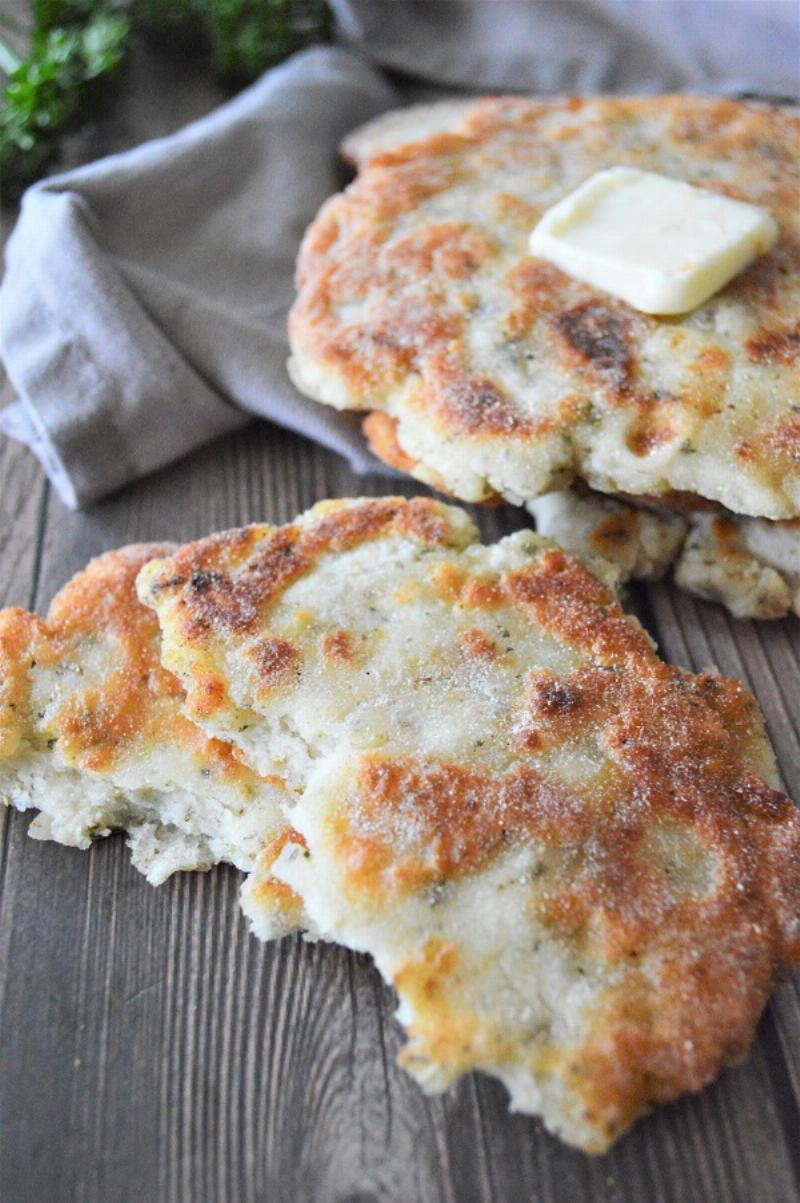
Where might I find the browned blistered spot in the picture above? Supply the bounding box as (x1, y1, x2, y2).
(250, 827, 307, 921)
(627, 423, 679, 457)
(505, 259, 567, 334)
(678, 344, 730, 420)
(147, 529, 259, 587)
(318, 323, 416, 396)
(395, 499, 455, 545)
(387, 223, 495, 280)
(322, 306, 463, 398)
(430, 562, 467, 604)
(0, 608, 41, 759)
(460, 575, 504, 610)
(503, 548, 654, 664)
(555, 301, 634, 392)
(363, 411, 418, 475)
(196, 734, 263, 786)
(515, 667, 601, 753)
(764, 416, 800, 462)
(156, 499, 463, 643)
(250, 636, 301, 692)
(493, 192, 542, 229)
(322, 629, 356, 664)
(426, 356, 534, 438)
(591, 511, 637, 559)
(459, 627, 498, 660)
(746, 321, 800, 364)
(430, 563, 505, 611)
(692, 345, 730, 374)
(57, 683, 147, 773)
(191, 671, 228, 719)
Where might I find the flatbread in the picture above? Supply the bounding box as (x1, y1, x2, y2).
(675, 511, 800, 619)
(138, 496, 800, 1149)
(0, 545, 300, 938)
(290, 96, 800, 518)
(528, 488, 800, 620)
(526, 488, 687, 587)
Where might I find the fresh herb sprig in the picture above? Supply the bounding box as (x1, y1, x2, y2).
(209, 0, 330, 87)
(0, 0, 330, 200)
(1, 6, 130, 197)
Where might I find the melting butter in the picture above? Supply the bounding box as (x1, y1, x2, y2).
(529, 167, 778, 315)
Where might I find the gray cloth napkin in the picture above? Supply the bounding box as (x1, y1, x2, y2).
(2, 1, 798, 508)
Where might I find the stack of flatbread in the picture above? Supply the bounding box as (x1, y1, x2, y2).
(3, 497, 800, 1152)
(288, 96, 800, 620)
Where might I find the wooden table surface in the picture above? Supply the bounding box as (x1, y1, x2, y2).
(2, 38, 800, 1203)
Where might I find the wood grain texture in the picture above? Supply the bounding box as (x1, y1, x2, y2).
(2, 420, 800, 1203)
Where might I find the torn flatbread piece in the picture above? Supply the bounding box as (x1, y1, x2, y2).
(526, 487, 800, 621)
(526, 488, 687, 587)
(0, 545, 300, 938)
(138, 497, 800, 1150)
(675, 512, 800, 620)
(271, 675, 799, 1150)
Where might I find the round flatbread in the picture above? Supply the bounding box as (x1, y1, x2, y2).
(290, 96, 800, 517)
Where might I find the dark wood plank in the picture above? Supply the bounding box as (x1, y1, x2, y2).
(0, 428, 47, 609)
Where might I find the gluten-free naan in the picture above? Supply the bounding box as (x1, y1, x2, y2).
(137, 497, 800, 1150)
(0, 545, 300, 937)
(290, 97, 800, 517)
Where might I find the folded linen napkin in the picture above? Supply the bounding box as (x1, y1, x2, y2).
(1, 0, 798, 508)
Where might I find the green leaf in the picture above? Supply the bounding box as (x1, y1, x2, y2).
(0, 10, 130, 199)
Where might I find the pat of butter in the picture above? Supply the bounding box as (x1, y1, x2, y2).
(529, 167, 778, 315)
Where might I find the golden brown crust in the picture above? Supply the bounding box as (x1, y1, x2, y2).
(327, 652, 797, 1148)
(247, 828, 308, 930)
(149, 497, 466, 645)
(250, 636, 303, 694)
(321, 629, 356, 664)
(1, 545, 255, 785)
(0, 609, 41, 760)
(503, 547, 652, 661)
(362, 411, 419, 475)
(279, 537, 799, 1146)
(362, 412, 504, 504)
(291, 96, 800, 517)
(136, 498, 799, 1145)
